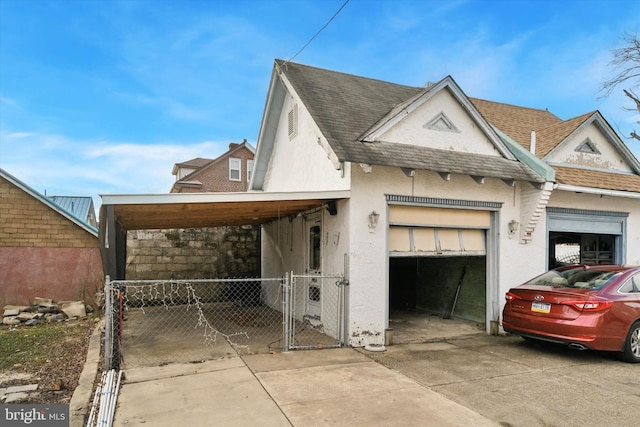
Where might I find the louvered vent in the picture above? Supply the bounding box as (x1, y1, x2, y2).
(288, 104, 298, 139)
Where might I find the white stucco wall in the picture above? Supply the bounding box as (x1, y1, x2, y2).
(546, 122, 634, 173)
(260, 200, 351, 339)
(379, 90, 502, 157)
(261, 94, 350, 193)
(346, 165, 548, 346)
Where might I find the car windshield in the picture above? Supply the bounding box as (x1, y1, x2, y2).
(526, 267, 621, 290)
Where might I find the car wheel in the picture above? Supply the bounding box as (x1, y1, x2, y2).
(620, 321, 640, 363)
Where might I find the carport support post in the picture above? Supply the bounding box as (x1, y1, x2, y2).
(283, 272, 291, 351)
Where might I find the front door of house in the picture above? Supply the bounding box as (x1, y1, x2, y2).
(306, 213, 322, 319)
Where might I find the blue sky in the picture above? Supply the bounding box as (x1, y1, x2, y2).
(1, 0, 639, 211)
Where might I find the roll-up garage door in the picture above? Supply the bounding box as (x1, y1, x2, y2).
(389, 206, 489, 256)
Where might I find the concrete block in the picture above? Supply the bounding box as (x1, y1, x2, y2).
(16, 312, 38, 321)
(3, 305, 30, 312)
(60, 301, 86, 319)
(24, 318, 44, 326)
(6, 384, 38, 393)
(3, 308, 19, 317)
(4, 392, 30, 403)
(45, 313, 66, 323)
(2, 316, 21, 325)
(34, 297, 53, 306)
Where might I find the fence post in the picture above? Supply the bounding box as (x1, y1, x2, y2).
(283, 272, 291, 352)
(104, 275, 112, 371)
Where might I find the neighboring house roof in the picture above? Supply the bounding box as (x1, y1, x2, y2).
(47, 195, 97, 227)
(171, 140, 255, 193)
(471, 99, 640, 195)
(0, 168, 98, 236)
(469, 98, 563, 154)
(171, 157, 213, 176)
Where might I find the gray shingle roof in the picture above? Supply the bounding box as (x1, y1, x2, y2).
(277, 60, 544, 183)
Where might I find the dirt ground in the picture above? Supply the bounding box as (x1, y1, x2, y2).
(0, 317, 99, 404)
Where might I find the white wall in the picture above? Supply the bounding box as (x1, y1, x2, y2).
(260, 200, 351, 336)
(346, 164, 547, 346)
(546, 122, 634, 172)
(379, 90, 502, 157)
(262, 94, 349, 193)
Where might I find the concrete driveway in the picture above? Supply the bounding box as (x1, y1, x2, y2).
(357, 334, 638, 427)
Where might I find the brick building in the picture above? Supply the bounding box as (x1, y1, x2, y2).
(171, 140, 255, 193)
(0, 168, 103, 308)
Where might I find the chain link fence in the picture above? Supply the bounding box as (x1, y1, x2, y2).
(104, 273, 347, 369)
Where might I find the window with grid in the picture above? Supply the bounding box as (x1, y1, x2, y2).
(229, 158, 241, 181)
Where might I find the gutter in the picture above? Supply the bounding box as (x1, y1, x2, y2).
(555, 184, 640, 199)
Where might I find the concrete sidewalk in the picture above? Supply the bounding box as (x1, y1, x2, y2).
(112, 348, 498, 426)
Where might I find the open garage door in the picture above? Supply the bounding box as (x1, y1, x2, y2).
(547, 208, 628, 268)
(387, 205, 491, 343)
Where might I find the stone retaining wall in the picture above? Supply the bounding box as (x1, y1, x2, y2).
(126, 226, 260, 280)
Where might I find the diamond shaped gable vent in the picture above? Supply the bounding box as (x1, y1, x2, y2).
(423, 111, 460, 133)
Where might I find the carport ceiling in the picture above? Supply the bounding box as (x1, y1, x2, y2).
(100, 190, 350, 230)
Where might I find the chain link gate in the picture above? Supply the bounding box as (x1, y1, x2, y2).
(286, 273, 348, 350)
(104, 273, 347, 369)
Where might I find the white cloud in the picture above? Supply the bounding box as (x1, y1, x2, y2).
(0, 95, 17, 106)
(0, 130, 229, 209)
(7, 132, 33, 138)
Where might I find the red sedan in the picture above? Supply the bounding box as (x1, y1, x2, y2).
(502, 264, 640, 363)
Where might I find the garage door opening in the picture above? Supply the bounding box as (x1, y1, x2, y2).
(388, 256, 486, 344)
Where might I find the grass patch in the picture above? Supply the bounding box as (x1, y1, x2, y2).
(0, 321, 89, 370)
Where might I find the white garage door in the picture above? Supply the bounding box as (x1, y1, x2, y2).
(388, 206, 489, 256)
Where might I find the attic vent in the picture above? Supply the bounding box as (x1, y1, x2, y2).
(288, 104, 298, 139)
(575, 138, 601, 155)
(423, 111, 460, 133)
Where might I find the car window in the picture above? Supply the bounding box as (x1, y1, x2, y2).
(618, 273, 640, 294)
(526, 268, 621, 290)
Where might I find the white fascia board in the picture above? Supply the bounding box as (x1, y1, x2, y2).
(100, 190, 351, 206)
(555, 184, 640, 199)
(252, 67, 285, 190)
(596, 113, 640, 173)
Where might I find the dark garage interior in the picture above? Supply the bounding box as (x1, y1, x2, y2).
(389, 256, 486, 343)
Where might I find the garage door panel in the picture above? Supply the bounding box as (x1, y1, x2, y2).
(389, 227, 486, 255)
(437, 229, 460, 251)
(413, 229, 437, 251)
(461, 229, 484, 251)
(389, 206, 490, 228)
(389, 227, 411, 252)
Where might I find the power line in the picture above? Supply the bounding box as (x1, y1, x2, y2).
(284, 0, 350, 65)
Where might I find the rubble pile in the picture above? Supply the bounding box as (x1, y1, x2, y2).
(2, 297, 93, 326)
